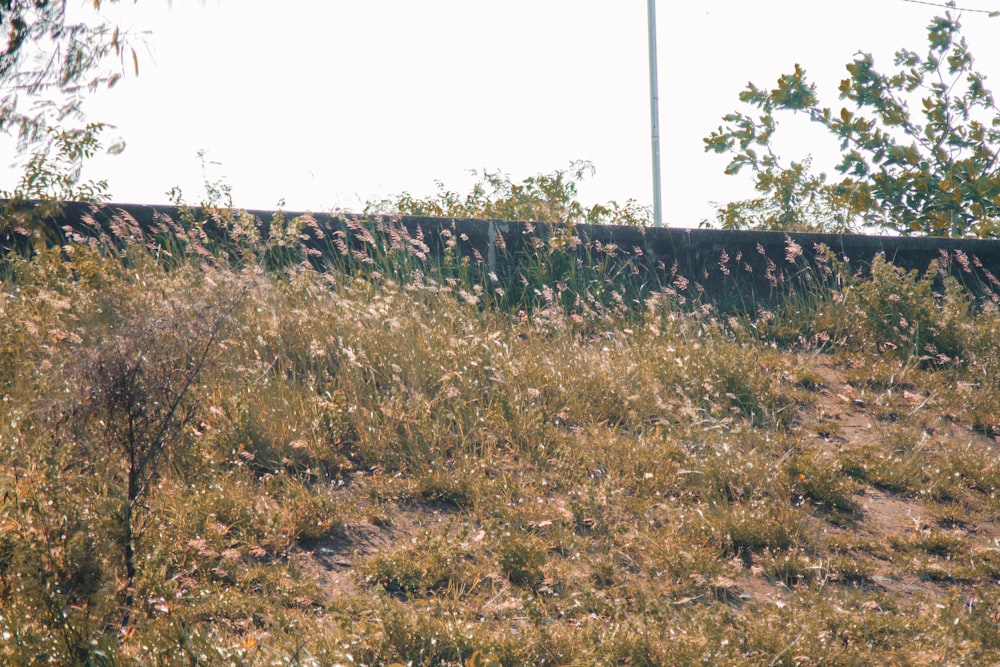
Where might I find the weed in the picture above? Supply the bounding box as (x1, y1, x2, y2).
(788, 451, 861, 519)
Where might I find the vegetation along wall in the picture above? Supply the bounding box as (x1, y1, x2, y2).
(9, 200, 1000, 314)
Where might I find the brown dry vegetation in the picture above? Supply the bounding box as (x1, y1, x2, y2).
(2, 209, 1000, 666)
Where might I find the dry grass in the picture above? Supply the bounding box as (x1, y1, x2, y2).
(2, 210, 1000, 665)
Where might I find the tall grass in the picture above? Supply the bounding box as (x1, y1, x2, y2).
(2, 204, 1000, 664)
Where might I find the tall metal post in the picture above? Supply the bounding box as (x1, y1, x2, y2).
(647, 0, 663, 227)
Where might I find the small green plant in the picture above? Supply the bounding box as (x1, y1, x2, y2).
(788, 452, 861, 519)
(495, 532, 545, 589)
(370, 161, 650, 227)
(828, 555, 876, 586)
(707, 500, 799, 560)
(851, 255, 956, 359)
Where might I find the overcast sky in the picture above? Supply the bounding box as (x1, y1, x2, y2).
(6, 0, 1000, 227)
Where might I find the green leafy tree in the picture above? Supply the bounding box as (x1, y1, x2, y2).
(2, 1, 142, 242)
(705, 10, 1000, 237)
(370, 161, 652, 227)
(2, 0, 137, 152)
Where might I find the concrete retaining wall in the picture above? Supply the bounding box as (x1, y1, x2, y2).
(10, 200, 1000, 307)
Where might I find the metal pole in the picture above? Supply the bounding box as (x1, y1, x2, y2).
(647, 0, 663, 227)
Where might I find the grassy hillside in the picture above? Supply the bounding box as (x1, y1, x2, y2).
(2, 210, 1000, 665)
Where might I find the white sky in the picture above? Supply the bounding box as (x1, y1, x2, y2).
(6, 0, 1000, 226)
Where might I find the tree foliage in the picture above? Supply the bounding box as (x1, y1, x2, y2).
(370, 161, 652, 227)
(1, 0, 137, 208)
(705, 11, 1000, 237)
(1, 0, 137, 148)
